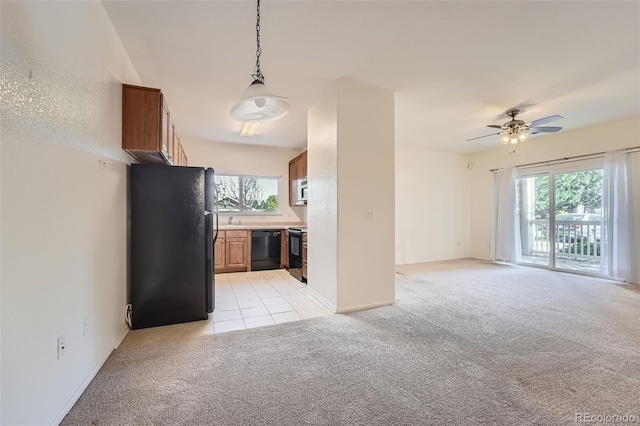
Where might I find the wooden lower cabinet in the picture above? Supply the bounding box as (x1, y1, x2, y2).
(302, 259, 307, 280)
(226, 238, 247, 269)
(281, 230, 289, 269)
(214, 238, 225, 271)
(302, 232, 308, 280)
(215, 230, 250, 273)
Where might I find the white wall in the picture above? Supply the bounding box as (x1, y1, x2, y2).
(308, 79, 396, 312)
(307, 83, 339, 308)
(0, 2, 140, 424)
(395, 147, 470, 264)
(336, 79, 396, 311)
(182, 138, 306, 223)
(467, 115, 640, 283)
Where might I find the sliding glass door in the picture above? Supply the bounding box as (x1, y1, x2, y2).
(516, 175, 551, 266)
(552, 169, 603, 273)
(517, 168, 604, 275)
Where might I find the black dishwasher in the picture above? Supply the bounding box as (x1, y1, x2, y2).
(251, 230, 282, 271)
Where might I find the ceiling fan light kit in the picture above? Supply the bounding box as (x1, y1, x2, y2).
(230, 0, 289, 124)
(467, 108, 563, 153)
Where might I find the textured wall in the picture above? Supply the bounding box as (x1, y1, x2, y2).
(336, 79, 395, 312)
(307, 79, 396, 312)
(0, 2, 140, 424)
(307, 83, 339, 308)
(395, 147, 471, 264)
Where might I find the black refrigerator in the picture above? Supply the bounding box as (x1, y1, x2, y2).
(130, 164, 217, 329)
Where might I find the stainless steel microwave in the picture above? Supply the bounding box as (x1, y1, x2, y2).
(298, 179, 308, 204)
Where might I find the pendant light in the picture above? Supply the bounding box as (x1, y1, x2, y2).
(230, 0, 289, 123)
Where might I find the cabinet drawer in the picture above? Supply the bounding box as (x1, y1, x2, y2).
(302, 232, 307, 242)
(216, 230, 226, 240)
(225, 230, 247, 238)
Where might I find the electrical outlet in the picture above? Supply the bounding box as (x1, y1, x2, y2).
(57, 334, 66, 359)
(365, 209, 376, 219)
(83, 316, 89, 336)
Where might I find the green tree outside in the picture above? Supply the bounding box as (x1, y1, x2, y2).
(263, 194, 278, 212)
(535, 169, 603, 216)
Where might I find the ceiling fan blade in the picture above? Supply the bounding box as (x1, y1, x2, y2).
(527, 115, 562, 127)
(529, 126, 562, 134)
(486, 125, 503, 129)
(466, 132, 503, 142)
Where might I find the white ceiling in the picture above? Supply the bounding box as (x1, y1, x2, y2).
(103, 1, 640, 153)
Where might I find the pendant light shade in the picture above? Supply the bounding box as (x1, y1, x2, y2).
(230, 0, 289, 123)
(231, 79, 290, 123)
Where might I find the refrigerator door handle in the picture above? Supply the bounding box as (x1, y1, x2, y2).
(213, 212, 219, 243)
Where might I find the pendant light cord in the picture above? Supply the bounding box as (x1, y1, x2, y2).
(252, 0, 264, 83)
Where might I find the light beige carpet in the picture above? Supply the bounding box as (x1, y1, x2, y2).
(63, 259, 640, 425)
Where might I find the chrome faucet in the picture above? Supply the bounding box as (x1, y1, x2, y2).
(228, 216, 233, 225)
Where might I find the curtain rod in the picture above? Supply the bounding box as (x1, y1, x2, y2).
(489, 146, 640, 172)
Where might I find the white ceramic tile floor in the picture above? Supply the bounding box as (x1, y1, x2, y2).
(272, 311, 303, 323)
(211, 269, 332, 333)
(244, 315, 275, 329)
(212, 310, 243, 322)
(237, 299, 264, 309)
(261, 296, 287, 306)
(265, 303, 294, 314)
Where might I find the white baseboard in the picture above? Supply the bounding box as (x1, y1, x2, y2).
(395, 256, 480, 266)
(304, 286, 337, 312)
(335, 299, 395, 314)
(51, 325, 130, 425)
(305, 285, 395, 314)
(395, 256, 462, 266)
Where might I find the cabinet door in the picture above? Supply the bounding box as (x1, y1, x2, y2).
(281, 233, 289, 268)
(226, 238, 247, 269)
(302, 259, 307, 279)
(214, 239, 225, 271)
(289, 160, 297, 206)
(300, 151, 307, 180)
(161, 99, 170, 159)
(295, 154, 304, 184)
(176, 138, 183, 166)
(122, 85, 162, 152)
(168, 120, 175, 165)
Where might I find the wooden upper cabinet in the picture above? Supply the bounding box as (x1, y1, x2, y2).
(182, 145, 188, 166)
(122, 84, 187, 166)
(289, 159, 297, 206)
(168, 119, 175, 165)
(289, 150, 307, 206)
(299, 151, 307, 180)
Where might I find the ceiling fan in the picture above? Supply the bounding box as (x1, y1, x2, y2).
(466, 109, 563, 145)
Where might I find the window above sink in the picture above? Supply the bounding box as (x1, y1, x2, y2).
(215, 174, 280, 214)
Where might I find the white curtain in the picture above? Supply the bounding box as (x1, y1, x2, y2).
(494, 167, 522, 263)
(600, 150, 632, 280)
